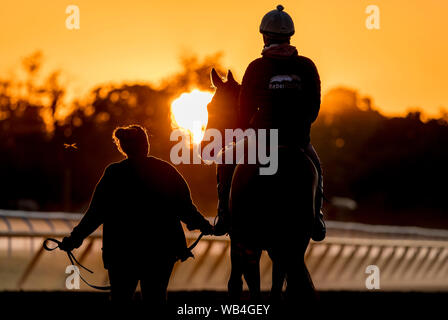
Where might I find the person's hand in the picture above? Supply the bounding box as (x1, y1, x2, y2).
(213, 216, 229, 236)
(178, 248, 194, 262)
(200, 223, 214, 235)
(59, 236, 81, 252)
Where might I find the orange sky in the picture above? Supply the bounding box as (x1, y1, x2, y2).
(1, 0, 447, 116)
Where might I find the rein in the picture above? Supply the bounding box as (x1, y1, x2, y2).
(43, 233, 205, 291)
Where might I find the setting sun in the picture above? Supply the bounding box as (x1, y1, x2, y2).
(171, 89, 213, 144)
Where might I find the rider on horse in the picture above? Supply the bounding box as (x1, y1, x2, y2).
(215, 4, 325, 241)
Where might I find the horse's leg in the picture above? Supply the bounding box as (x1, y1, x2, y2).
(228, 163, 262, 301)
(241, 246, 262, 302)
(268, 248, 286, 302)
(287, 259, 316, 305)
(284, 238, 316, 306)
(281, 151, 318, 305)
(271, 262, 286, 300)
(228, 241, 244, 301)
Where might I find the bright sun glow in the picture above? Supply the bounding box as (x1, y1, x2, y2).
(170, 89, 213, 144)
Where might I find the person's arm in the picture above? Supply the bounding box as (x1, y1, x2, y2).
(238, 62, 259, 129)
(60, 166, 111, 251)
(171, 167, 213, 234)
(304, 57, 321, 123)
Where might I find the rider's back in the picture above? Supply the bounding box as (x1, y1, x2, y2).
(239, 44, 321, 147)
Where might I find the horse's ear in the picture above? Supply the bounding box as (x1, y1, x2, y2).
(227, 70, 236, 83)
(211, 68, 223, 88)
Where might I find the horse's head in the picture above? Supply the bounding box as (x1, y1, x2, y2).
(205, 68, 241, 135)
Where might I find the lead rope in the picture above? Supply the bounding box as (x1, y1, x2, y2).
(43, 238, 111, 290)
(43, 233, 206, 291)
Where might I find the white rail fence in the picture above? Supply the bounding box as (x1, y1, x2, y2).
(0, 210, 447, 291)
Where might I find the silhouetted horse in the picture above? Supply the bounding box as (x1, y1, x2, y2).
(205, 68, 317, 303)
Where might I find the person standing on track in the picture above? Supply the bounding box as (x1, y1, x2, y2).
(60, 125, 213, 305)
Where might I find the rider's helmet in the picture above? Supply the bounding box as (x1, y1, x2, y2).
(259, 5, 295, 37)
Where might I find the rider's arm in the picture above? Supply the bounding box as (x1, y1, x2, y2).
(238, 61, 259, 129)
(303, 57, 321, 123)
